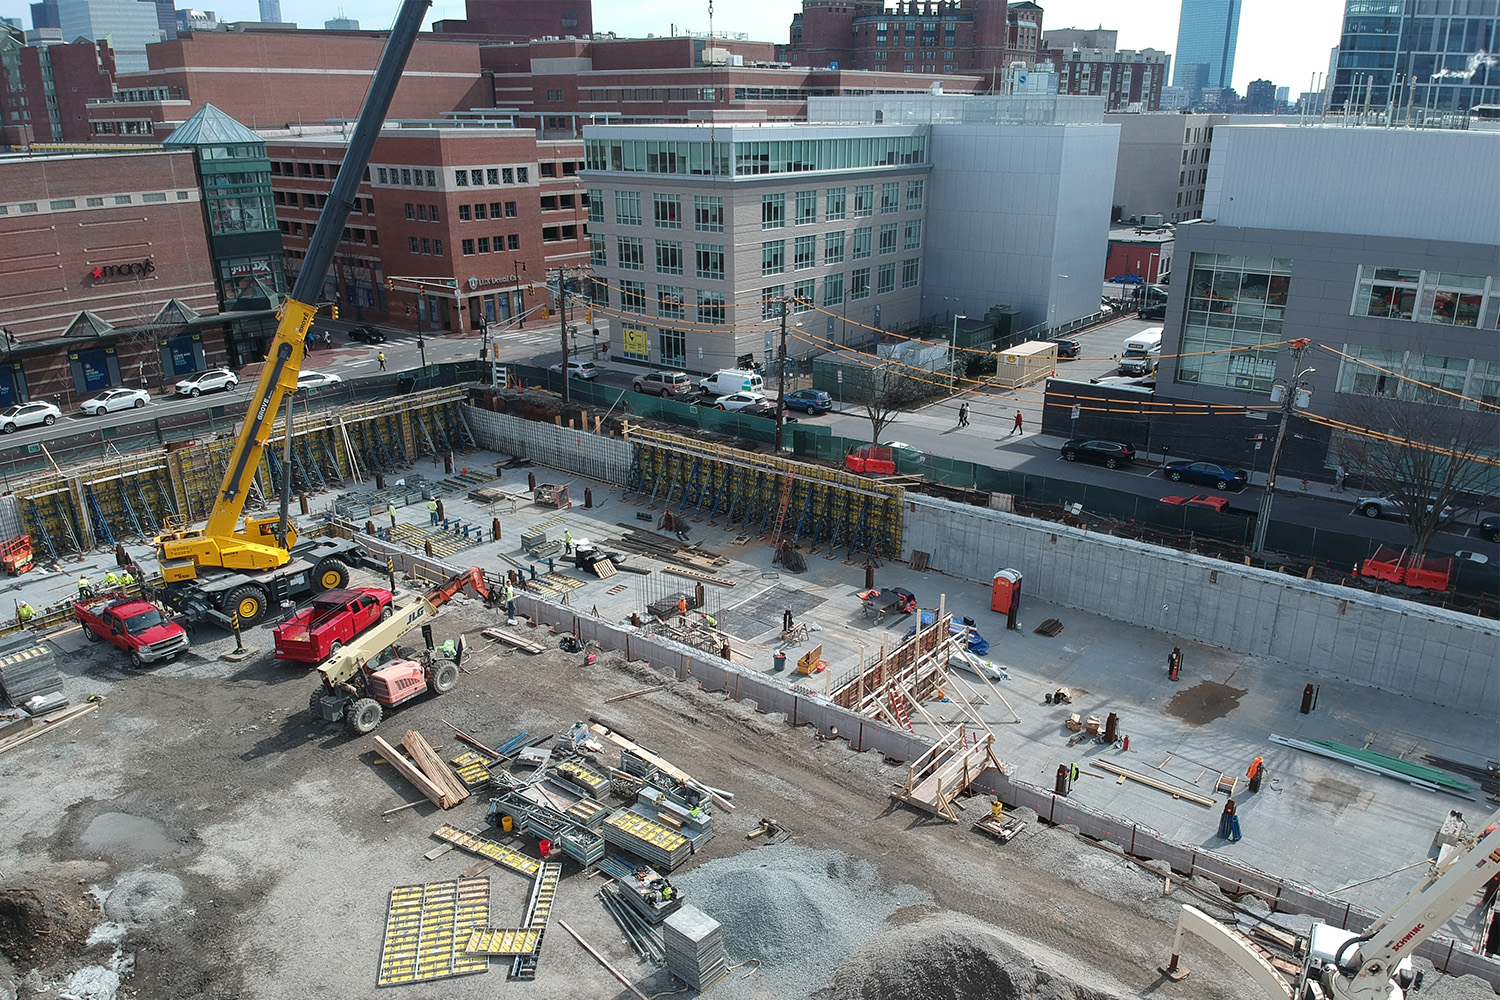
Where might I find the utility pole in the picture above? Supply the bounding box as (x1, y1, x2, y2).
(556, 267, 571, 405)
(1251, 338, 1314, 555)
(774, 298, 790, 453)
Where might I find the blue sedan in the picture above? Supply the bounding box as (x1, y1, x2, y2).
(1163, 459, 1249, 492)
(783, 389, 833, 414)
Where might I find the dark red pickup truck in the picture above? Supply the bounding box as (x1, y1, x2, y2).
(75, 596, 190, 668)
(273, 587, 392, 664)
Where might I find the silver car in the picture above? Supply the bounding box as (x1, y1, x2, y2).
(0, 401, 61, 433)
(175, 368, 239, 397)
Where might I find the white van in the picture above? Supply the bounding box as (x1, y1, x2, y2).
(699, 369, 765, 396)
(1118, 328, 1163, 376)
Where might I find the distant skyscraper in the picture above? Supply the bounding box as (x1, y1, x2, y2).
(324, 15, 357, 29)
(30, 0, 59, 29)
(1173, 0, 1241, 99)
(1330, 0, 1500, 114)
(56, 0, 162, 72)
(257, 0, 280, 22)
(1245, 78, 1276, 113)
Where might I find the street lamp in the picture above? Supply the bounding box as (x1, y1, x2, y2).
(1251, 338, 1315, 554)
(510, 262, 527, 329)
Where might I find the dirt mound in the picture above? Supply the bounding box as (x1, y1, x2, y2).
(103, 871, 184, 925)
(819, 920, 1123, 1000)
(0, 886, 99, 967)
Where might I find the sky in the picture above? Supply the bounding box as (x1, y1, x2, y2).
(3, 0, 1347, 97)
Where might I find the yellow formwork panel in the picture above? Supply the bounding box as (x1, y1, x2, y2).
(463, 928, 541, 956)
(375, 877, 490, 988)
(431, 824, 541, 878)
(449, 751, 493, 788)
(603, 811, 689, 852)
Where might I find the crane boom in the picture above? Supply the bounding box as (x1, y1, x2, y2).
(156, 0, 432, 582)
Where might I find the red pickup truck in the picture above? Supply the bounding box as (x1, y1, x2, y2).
(75, 596, 190, 668)
(274, 587, 392, 664)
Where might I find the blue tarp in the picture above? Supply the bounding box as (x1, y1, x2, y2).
(904, 611, 990, 656)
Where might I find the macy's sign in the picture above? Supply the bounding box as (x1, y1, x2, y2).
(89, 259, 156, 280)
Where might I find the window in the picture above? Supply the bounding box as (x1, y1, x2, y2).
(459, 205, 472, 221)
(502, 167, 514, 183)
(620, 279, 647, 313)
(517, 167, 529, 182)
(377, 167, 388, 183)
(795, 190, 817, 225)
(655, 240, 684, 275)
(401, 169, 412, 185)
(462, 239, 475, 255)
(615, 190, 642, 225)
(660, 328, 686, 368)
(455, 170, 468, 186)
(588, 188, 603, 222)
(762, 285, 786, 319)
(824, 231, 845, 265)
(793, 279, 815, 312)
(902, 258, 920, 288)
(1353, 265, 1491, 329)
(794, 235, 817, 271)
(695, 243, 724, 280)
(761, 240, 786, 276)
(852, 227, 873, 260)
(504, 201, 517, 218)
(762, 193, 786, 230)
(114, 195, 131, 205)
(694, 195, 724, 232)
(405, 203, 415, 220)
(696, 289, 726, 324)
(826, 187, 846, 221)
(881, 182, 900, 214)
(49, 198, 76, 210)
(590, 233, 607, 266)
(853, 185, 874, 217)
(408, 236, 420, 253)
(823, 272, 845, 306)
(421, 238, 432, 255)
(507, 234, 520, 250)
(540, 196, 559, 211)
(468, 169, 481, 186)
(657, 285, 685, 320)
(906, 179, 924, 210)
(850, 268, 870, 300)
(142, 192, 166, 203)
(653, 193, 681, 228)
(618, 236, 645, 270)
(476, 237, 489, 253)
(877, 262, 896, 294)
(1178, 253, 1294, 391)
(541, 161, 557, 176)
(425, 170, 436, 186)
(903, 219, 922, 250)
(86, 196, 103, 207)
(474, 203, 487, 220)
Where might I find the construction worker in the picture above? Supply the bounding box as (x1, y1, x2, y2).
(426, 498, 439, 526)
(118, 568, 135, 588)
(387, 501, 397, 528)
(102, 570, 120, 589)
(377, 350, 387, 371)
(1168, 647, 1182, 681)
(563, 529, 573, 555)
(675, 597, 688, 618)
(702, 611, 717, 629)
(77, 574, 93, 599)
(17, 602, 34, 624)
(503, 580, 516, 619)
(439, 638, 457, 659)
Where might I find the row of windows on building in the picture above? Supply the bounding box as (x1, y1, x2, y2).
(1351, 265, 1499, 330)
(591, 225, 923, 278)
(594, 260, 922, 331)
(584, 136, 927, 176)
(274, 190, 375, 214)
(278, 220, 376, 245)
(870, 64, 956, 73)
(460, 234, 523, 255)
(90, 119, 155, 134)
(0, 191, 185, 215)
(588, 182, 925, 232)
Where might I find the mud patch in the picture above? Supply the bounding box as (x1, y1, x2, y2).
(0, 886, 100, 966)
(1164, 679, 1248, 726)
(80, 812, 183, 862)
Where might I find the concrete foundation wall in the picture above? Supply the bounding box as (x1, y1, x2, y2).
(464, 405, 632, 487)
(902, 496, 1499, 717)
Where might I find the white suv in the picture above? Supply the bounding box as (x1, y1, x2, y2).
(632, 371, 694, 397)
(175, 368, 239, 397)
(549, 360, 598, 380)
(0, 401, 62, 433)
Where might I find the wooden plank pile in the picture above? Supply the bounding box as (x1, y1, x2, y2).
(371, 730, 471, 809)
(482, 627, 548, 654)
(0, 702, 99, 757)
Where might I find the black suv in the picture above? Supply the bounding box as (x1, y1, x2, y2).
(347, 325, 387, 344)
(1061, 438, 1136, 469)
(1049, 337, 1080, 359)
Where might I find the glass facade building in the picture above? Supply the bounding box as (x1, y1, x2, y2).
(1331, 0, 1500, 113)
(1173, 0, 1242, 97)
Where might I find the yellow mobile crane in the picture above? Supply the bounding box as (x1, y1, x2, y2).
(153, 0, 431, 628)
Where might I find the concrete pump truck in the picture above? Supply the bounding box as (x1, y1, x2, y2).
(151, 0, 431, 629)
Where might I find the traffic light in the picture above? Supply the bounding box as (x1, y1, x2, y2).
(527, 283, 535, 296)
(585, 309, 592, 324)
(330, 304, 339, 320)
(385, 277, 394, 292)
(541, 306, 550, 320)
(417, 284, 425, 296)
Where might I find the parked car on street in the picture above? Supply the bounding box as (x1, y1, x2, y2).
(1353, 492, 1456, 520)
(347, 325, 387, 344)
(0, 401, 61, 433)
(631, 370, 695, 397)
(1159, 494, 1230, 512)
(1048, 337, 1080, 359)
(80, 388, 150, 415)
(1060, 438, 1136, 469)
(175, 368, 239, 397)
(783, 388, 833, 413)
(1163, 459, 1248, 491)
(549, 360, 599, 380)
(1481, 514, 1499, 542)
(295, 371, 344, 391)
(710, 391, 773, 414)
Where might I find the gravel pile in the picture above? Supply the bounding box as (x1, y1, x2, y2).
(102, 871, 184, 926)
(817, 917, 1127, 1000)
(670, 845, 930, 999)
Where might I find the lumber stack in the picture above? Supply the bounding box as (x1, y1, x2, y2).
(371, 732, 470, 809)
(0, 702, 98, 757)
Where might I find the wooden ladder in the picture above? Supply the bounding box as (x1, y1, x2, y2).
(769, 473, 796, 546)
(888, 687, 913, 731)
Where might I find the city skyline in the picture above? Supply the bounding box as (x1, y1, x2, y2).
(2, 0, 1347, 98)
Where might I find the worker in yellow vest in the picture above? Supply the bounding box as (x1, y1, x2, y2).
(77, 575, 93, 599)
(102, 570, 120, 588)
(17, 602, 34, 623)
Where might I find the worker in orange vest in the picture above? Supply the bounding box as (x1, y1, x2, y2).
(1247, 756, 1266, 793)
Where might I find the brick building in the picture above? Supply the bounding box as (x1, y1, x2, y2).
(87, 28, 489, 141)
(0, 27, 116, 146)
(783, 0, 1042, 77)
(265, 124, 589, 339)
(432, 0, 593, 40)
(0, 150, 223, 405)
(1049, 46, 1168, 110)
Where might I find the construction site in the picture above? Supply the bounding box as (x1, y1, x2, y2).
(0, 380, 1497, 1000)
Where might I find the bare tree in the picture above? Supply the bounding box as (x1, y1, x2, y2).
(1335, 397, 1497, 559)
(850, 359, 931, 445)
